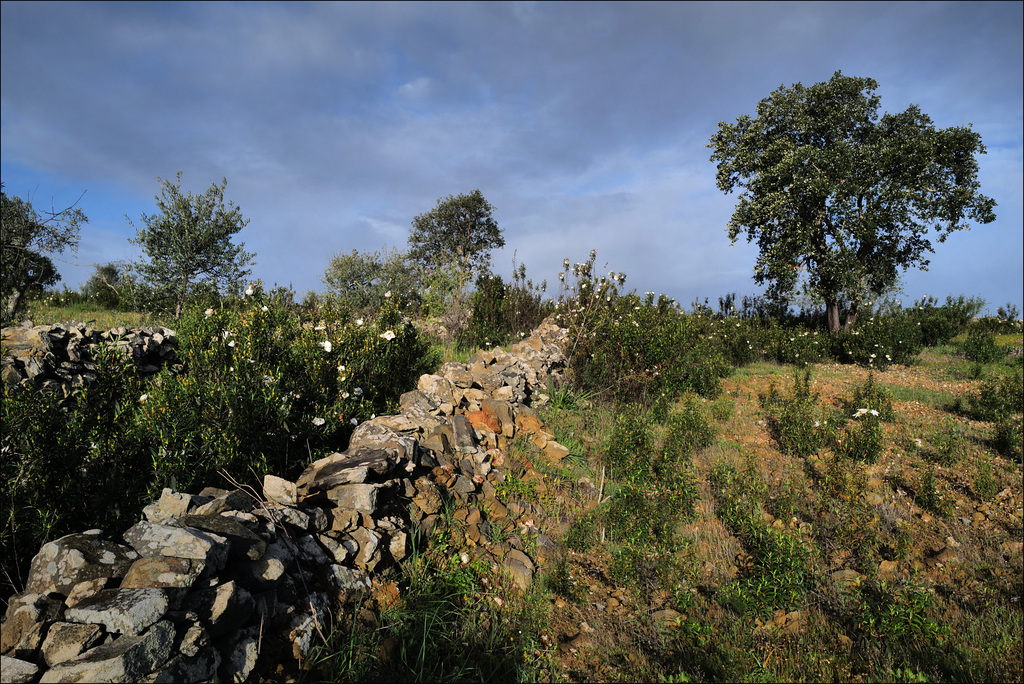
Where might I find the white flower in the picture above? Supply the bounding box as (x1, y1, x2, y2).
(853, 408, 869, 418)
(321, 340, 332, 352)
(204, 308, 214, 317)
(221, 330, 231, 340)
(914, 438, 923, 448)
(354, 387, 363, 396)
(312, 417, 325, 426)
(139, 394, 149, 403)
(356, 318, 364, 327)
(869, 409, 879, 417)
(380, 330, 396, 341)
(245, 285, 254, 296)
(384, 291, 392, 298)
(261, 306, 269, 312)
(338, 364, 346, 372)
(342, 392, 350, 399)
(228, 340, 235, 348)
(350, 418, 358, 425)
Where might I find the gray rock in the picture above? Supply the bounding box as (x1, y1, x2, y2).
(2, 593, 65, 659)
(40, 622, 105, 667)
(141, 489, 192, 524)
(327, 483, 380, 514)
(1, 655, 39, 683)
(184, 581, 254, 638)
(25, 532, 139, 597)
(218, 625, 259, 684)
(263, 475, 298, 506)
(64, 588, 170, 636)
(170, 514, 266, 561)
(40, 619, 175, 684)
(122, 522, 229, 576)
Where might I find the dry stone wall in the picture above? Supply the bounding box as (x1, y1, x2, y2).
(1, 322, 180, 395)
(1, 318, 578, 683)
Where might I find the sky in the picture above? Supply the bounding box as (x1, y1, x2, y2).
(2, 1, 1022, 314)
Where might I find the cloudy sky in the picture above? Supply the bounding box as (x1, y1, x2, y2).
(3, 1, 1021, 313)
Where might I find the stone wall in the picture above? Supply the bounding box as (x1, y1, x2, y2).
(1, 318, 581, 683)
(1, 322, 180, 395)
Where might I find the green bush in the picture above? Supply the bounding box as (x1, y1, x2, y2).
(994, 413, 1023, 463)
(832, 312, 923, 369)
(907, 295, 985, 347)
(605, 402, 652, 482)
(761, 370, 830, 457)
(843, 373, 896, 421)
(657, 395, 716, 471)
(960, 369, 1023, 422)
(0, 283, 434, 603)
(835, 410, 886, 464)
(960, 328, 1007, 364)
(462, 265, 552, 350)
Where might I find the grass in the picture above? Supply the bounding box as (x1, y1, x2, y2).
(18, 302, 171, 329)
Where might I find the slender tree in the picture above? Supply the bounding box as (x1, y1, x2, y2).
(129, 173, 255, 318)
(708, 71, 997, 332)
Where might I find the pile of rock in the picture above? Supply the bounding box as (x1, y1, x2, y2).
(1, 317, 578, 683)
(1, 323, 180, 395)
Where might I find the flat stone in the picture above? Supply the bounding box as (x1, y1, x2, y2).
(169, 515, 266, 561)
(141, 489, 192, 524)
(25, 532, 139, 597)
(263, 475, 298, 506)
(120, 556, 205, 590)
(40, 620, 176, 684)
(122, 522, 229, 577)
(40, 622, 105, 668)
(327, 484, 380, 514)
(0, 655, 39, 683)
(64, 588, 170, 637)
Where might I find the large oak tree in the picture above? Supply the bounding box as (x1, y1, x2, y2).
(708, 71, 996, 332)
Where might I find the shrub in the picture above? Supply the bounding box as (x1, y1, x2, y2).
(761, 369, 830, 457)
(843, 373, 896, 421)
(960, 328, 1007, 363)
(994, 413, 1023, 463)
(832, 312, 922, 369)
(959, 369, 1023, 422)
(835, 409, 886, 464)
(605, 402, 652, 482)
(657, 395, 716, 471)
(462, 264, 552, 350)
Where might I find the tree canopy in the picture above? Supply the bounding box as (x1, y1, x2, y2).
(129, 174, 255, 318)
(708, 71, 997, 332)
(408, 189, 504, 302)
(1, 185, 86, 324)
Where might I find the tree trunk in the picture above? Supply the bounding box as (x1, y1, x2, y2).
(826, 300, 841, 334)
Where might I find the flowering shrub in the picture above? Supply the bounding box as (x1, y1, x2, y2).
(832, 313, 922, 369)
(462, 265, 552, 350)
(0, 283, 434, 600)
(834, 408, 885, 463)
(843, 373, 897, 422)
(140, 283, 433, 495)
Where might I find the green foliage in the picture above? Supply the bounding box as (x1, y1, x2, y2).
(560, 253, 729, 405)
(843, 373, 896, 421)
(761, 369, 829, 457)
(961, 328, 1007, 364)
(1, 185, 86, 325)
(974, 455, 998, 500)
(657, 395, 716, 469)
(407, 189, 504, 304)
(128, 173, 256, 318)
(320, 245, 420, 314)
(709, 71, 996, 333)
(844, 579, 947, 642)
(0, 284, 434, 601)
(605, 402, 652, 482)
(994, 413, 1023, 463)
(832, 312, 923, 368)
(959, 368, 1023, 421)
(565, 512, 598, 553)
(916, 465, 951, 517)
(81, 263, 124, 310)
(926, 419, 968, 466)
(462, 262, 552, 350)
(908, 295, 986, 346)
(834, 409, 885, 464)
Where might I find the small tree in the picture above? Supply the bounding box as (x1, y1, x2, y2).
(408, 189, 504, 305)
(321, 245, 420, 312)
(82, 262, 123, 310)
(1, 185, 86, 324)
(708, 71, 997, 333)
(129, 173, 255, 318)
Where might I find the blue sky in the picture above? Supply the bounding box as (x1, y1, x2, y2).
(3, 1, 1021, 313)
